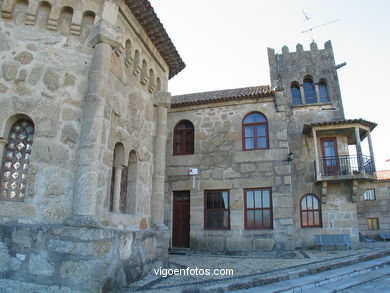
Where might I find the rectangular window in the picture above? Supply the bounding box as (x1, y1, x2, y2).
(367, 218, 379, 230)
(244, 188, 273, 229)
(364, 189, 376, 200)
(204, 190, 230, 230)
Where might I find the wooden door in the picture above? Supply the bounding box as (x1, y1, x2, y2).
(320, 137, 339, 175)
(172, 191, 190, 248)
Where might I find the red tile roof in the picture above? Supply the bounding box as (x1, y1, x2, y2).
(303, 119, 377, 134)
(125, 0, 185, 79)
(171, 85, 275, 108)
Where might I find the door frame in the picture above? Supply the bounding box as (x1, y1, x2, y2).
(172, 190, 190, 248)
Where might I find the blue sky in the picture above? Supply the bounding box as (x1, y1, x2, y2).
(150, 0, 390, 170)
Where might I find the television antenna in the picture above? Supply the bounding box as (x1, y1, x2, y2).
(301, 9, 341, 42)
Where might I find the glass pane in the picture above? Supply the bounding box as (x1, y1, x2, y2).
(257, 137, 267, 148)
(247, 210, 254, 227)
(207, 193, 213, 209)
(214, 192, 222, 209)
(262, 190, 270, 208)
(291, 86, 301, 104)
(256, 125, 266, 136)
(244, 126, 254, 137)
(313, 196, 319, 209)
(244, 113, 266, 124)
(246, 191, 254, 208)
(255, 210, 262, 227)
(306, 196, 313, 209)
(319, 83, 329, 102)
(245, 138, 254, 149)
(254, 190, 261, 208)
(308, 212, 314, 226)
(222, 191, 229, 209)
(263, 210, 271, 227)
(304, 81, 316, 104)
(302, 212, 308, 226)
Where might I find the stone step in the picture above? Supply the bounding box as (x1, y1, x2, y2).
(233, 256, 390, 293)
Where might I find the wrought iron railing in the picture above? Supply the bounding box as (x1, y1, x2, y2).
(317, 155, 375, 177)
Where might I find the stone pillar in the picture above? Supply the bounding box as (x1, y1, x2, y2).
(300, 85, 306, 104)
(355, 127, 365, 175)
(68, 17, 122, 226)
(312, 128, 320, 180)
(151, 92, 171, 229)
(0, 138, 7, 165)
(112, 166, 123, 213)
(367, 130, 376, 171)
(314, 83, 320, 102)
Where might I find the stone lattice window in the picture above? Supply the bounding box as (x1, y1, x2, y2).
(300, 194, 322, 228)
(173, 120, 194, 155)
(363, 188, 376, 200)
(0, 120, 35, 201)
(303, 78, 316, 104)
(242, 112, 269, 150)
(367, 218, 379, 230)
(204, 190, 230, 230)
(244, 188, 273, 229)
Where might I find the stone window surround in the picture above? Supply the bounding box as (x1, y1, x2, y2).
(173, 120, 194, 156)
(367, 217, 379, 230)
(290, 78, 331, 107)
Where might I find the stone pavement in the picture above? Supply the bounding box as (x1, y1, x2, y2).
(118, 242, 390, 292)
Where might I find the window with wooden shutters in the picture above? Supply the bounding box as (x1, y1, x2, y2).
(173, 120, 194, 155)
(0, 120, 35, 201)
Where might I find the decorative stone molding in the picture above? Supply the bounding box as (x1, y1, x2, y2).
(352, 180, 358, 203)
(133, 65, 141, 76)
(47, 18, 58, 31)
(124, 56, 133, 67)
(70, 23, 81, 36)
(153, 91, 171, 109)
(140, 74, 149, 86)
(149, 83, 156, 94)
(89, 19, 123, 49)
(1, 0, 15, 19)
(25, 13, 36, 26)
(321, 181, 327, 203)
(114, 45, 124, 57)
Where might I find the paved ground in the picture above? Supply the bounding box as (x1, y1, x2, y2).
(121, 242, 390, 292)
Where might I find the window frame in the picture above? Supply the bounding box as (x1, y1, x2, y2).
(244, 188, 273, 230)
(318, 81, 330, 103)
(303, 78, 316, 104)
(300, 194, 323, 228)
(367, 218, 379, 230)
(242, 112, 269, 151)
(290, 82, 302, 105)
(173, 120, 194, 156)
(204, 189, 230, 230)
(363, 188, 376, 201)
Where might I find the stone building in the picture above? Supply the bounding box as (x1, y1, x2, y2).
(0, 0, 184, 291)
(358, 170, 390, 237)
(165, 41, 378, 252)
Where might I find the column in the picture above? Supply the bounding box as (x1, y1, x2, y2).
(69, 14, 122, 225)
(367, 130, 376, 172)
(151, 92, 171, 229)
(112, 166, 123, 213)
(314, 83, 320, 103)
(312, 128, 320, 180)
(0, 138, 7, 165)
(300, 85, 306, 104)
(355, 127, 365, 175)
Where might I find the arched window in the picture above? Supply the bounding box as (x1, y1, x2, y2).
(303, 78, 316, 104)
(80, 11, 96, 42)
(242, 112, 269, 150)
(300, 194, 322, 228)
(0, 120, 35, 201)
(319, 81, 329, 103)
(58, 6, 74, 35)
(36, 1, 52, 30)
(173, 120, 194, 155)
(109, 143, 126, 213)
(290, 82, 302, 105)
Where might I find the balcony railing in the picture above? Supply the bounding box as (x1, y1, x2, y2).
(318, 155, 375, 177)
